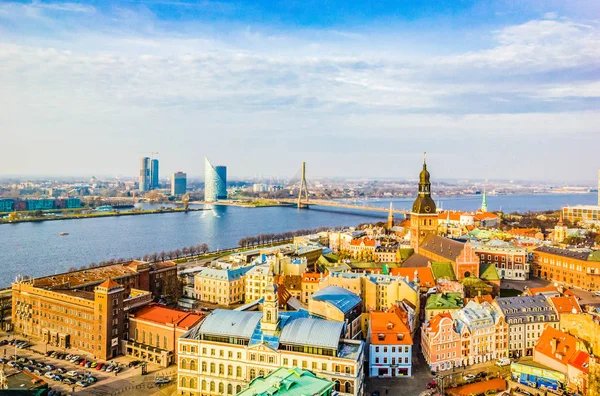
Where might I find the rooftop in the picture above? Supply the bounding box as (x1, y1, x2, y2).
(196, 265, 253, 281)
(535, 246, 599, 262)
(30, 261, 143, 289)
(430, 261, 456, 281)
(426, 293, 464, 310)
(236, 367, 334, 396)
(193, 309, 262, 339)
(549, 296, 582, 315)
(370, 308, 412, 345)
(310, 286, 361, 314)
(130, 304, 203, 329)
(534, 327, 580, 366)
(279, 318, 344, 350)
(390, 267, 435, 287)
(420, 235, 466, 261)
(495, 295, 556, 321)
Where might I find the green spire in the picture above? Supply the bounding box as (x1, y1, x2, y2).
(382, 263, 389, 275)
(481, 188, 488, 212)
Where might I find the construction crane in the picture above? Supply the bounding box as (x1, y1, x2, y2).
(139, 151, 159, 160)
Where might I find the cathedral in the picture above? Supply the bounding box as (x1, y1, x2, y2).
(407, 156, 480, 281)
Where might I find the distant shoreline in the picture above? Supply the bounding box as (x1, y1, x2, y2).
(0, 207, 208, 225)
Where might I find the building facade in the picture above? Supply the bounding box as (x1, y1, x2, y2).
(421, 313, 462, 372)
(533, 246, 600, 290)
(151, 158, 160, 190)
(126, 304, 203, 367)
(177, 289, 364, 396)
(140, 156, 151, 192)
(562, 205, 600, 224)
(474, 245, 529, 280)
(171, 172, 187, 196)
(494, 295, 559, 358)
(409, 159, 438, 253)
(204, 158, 227, 202)
(368, 306, 413, 377)
(194, 266, 250, 305)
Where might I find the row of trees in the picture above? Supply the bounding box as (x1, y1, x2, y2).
(237, 226, 331, 248)
(67, 243, 210, 272)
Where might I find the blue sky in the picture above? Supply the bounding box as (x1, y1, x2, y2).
(0, 0, 599, 181)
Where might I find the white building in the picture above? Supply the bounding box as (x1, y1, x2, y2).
(177, 286, 365, 396)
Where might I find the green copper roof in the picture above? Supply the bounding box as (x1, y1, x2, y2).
(430, 261, 456, 281)
(237, 367, 334, 396)
(426, 292, 464, 310)
(399, 248, 414, 261)
(589, 251, 600, 262)
(479, 263, 500, 281)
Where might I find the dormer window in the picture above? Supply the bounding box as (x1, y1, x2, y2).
(397, 334, 404, 341)
(378, 334, 385, 341)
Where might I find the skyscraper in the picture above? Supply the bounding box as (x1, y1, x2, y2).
(171, 172, 187, 196)
(204, 158, 227, 202)
(139, 157, 151, 192)
(151, 159, 159, 189)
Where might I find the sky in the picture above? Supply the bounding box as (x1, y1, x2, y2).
(0, 0, 599, 181)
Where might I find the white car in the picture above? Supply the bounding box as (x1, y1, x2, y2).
(594, 291, 600, 297)
(463, 373, 476, 381)
(496, 358, 511, 366)
(66, 371, 79, 377)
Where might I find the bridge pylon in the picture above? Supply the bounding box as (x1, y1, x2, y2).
(297, 161, 309, 208)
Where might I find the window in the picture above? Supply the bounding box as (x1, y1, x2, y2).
(236, 366, 242, 377)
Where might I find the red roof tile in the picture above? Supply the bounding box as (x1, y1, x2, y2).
(535, 327, 579, 366)
(370, 307, 412, 345)
(390, 267, 435, 287)
(98, 279, 121, 289)
(131, 304, 203, 329)
(550, 295, 582, 314)
(568, 350, 590, 374)
(350, 237, 377, 247)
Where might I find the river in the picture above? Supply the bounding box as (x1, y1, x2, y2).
(1, 193, 596, 287)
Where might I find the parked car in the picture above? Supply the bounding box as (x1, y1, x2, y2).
(63, 378, 75, 385)
(155, 377, 171, 385)
(33, 369, 43, 376)
(76, 381, 89, 387)
(476, 371, 487, 379)
(53, 375, 64, 382)
(427, 381, 438, 389)
(496, 358, 511, 367)
(86, 376, 98, 383)
(44, 364, 55, 371)
(17, 357, 26, 363)
(84, 361, 92, 368)
(594, 291, 600, 297)
(66, 371, 79, 377)
(44, 372, 56, 380)
(79, 359, 87, 367)
(7, 361, 18, 368)
(95, 363, 104, 370)
(27, 359, 36, 365)
(128, 360, 140, 368)
(105, 364, 114, 373)
(57, 367, 67, 374)
(23, 366, 33, 372)
(90, 361, 98, 368)
(114, 365, 122, 374)
(463, 373, 476, 381)
(36, 362, 45, 368)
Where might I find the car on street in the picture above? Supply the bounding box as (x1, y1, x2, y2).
(79, 359, 87, 366)
(105, 364, 114, 372)
(463, 373, 476, 382)
(66, 371, 79, 377)
(90, 361, 98, 368)
(63, 378, 75, 385)
(76, 381, 89, 387)
(114, 365, 122, 373)
(155, 377, 171, 385)
(57, 368, 67, 374)
(44, 364, 55, 371)
(53, 375, 64, 382)
(44, 372, 56, 380)
(85, 361, 92, 368)
(427, 381, 438, 389)
(95, 363, 104, 370)
(496, 358, 511, 366)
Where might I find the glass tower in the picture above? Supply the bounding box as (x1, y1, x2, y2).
(139, 157, 151, 192)
(204, 158, 227, 202)
(151, 159, 159, 189)
(171, 172, 187, 196)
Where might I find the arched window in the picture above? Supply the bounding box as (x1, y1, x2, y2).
(202, 380, 206, 390)
(190, 378, 196, 389)
(190, 360, 196, 371)
(228, 384, 233, 394)
(180, 377, 187, 387)
(210, 381, 215, 392)
(345, 382, 353, 393)
(227, 365, 232, 376)
(259, 369, 265, 377)
(250, 368, 256, 379)
(210, 362, 215, 373)
(334, 381, 341, 391)
(219, 364, 224, 374)
(236, 366, 242, 377)
(219, 383, 224, 394)
(236, 385, 242, 393)
(142, 330, 146, 343)
(266, 311, 272, 321)
(149, 332, 153, 345)
(163, 335, 167, 348)
(181, 359, 187, 370)
(202, 361, 207, 372)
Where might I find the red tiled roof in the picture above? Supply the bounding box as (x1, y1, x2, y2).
(465, 294, 494, 304)
(98, 279, 121, 289)
(350, 237, 377, 247)
(474, 212, 499, 220)
(568, 350, 590, 374)
(390, 267, 435, 287)
(535, 327, 578, 366)
(550, 295, 582, 314)
(131, 304, 203, 329)
(302, 272, 323, 283)
(438, 211, 462, 221)
(426, 312, 453, 335)
(370, 307, 412, 345)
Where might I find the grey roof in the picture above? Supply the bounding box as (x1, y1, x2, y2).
(197, 266, 252, 281)
(197, 309, 262, 338)
(402, 253, 430, 267)
(311, 286, 361, 313)
(535, 246, 595, 261)
(495, 295, 558, 323)
(420, 235, 466, 261)
(279, 318, 344, 349)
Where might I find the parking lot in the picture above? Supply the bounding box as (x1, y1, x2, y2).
(1, 333, 177, 395)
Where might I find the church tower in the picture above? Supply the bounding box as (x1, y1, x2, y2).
(261, 282, 279, 336)
(387, 202, 394, 229)
(481, 189, 488, 213)
(410, 154, 438, 253)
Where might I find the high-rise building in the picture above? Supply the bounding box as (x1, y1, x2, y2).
(151, 158, 160, 189)
(139, 157, 151, 192)
(204, 157, 227, 202)
(171, 172, 187, 196)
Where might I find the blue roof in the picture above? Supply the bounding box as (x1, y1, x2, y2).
(310, 286, 361, 314)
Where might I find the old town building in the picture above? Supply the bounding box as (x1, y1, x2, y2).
(308, 286, 362, 340)
(12, 278, 151, 360)
(194, 266, 251, 305)
(473, 244, 529, 280)
(421, 313, 461, 372)
(126, 304, 203, 367)
(410, 158, 438, 253)
(177, 286, 365, 396)
(533, 246, 600, 290)
(494, 295, 559, 358)
(368, 306, 413, 377)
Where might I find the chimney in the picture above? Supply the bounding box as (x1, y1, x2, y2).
(550, 338, 557, 355)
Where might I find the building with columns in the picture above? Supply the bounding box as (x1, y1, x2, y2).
(177, 286, 365, 396)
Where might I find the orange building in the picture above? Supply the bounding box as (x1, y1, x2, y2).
(368, 306, 413, 377)
(533, 246, 600, 290)
(12, 279, 152, 360)
(421, 313, 462, 372)
(301, 272, 323, 304)
(126, 304, 203, 367)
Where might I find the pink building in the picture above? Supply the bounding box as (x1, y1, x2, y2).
(421, 313, 461, 372)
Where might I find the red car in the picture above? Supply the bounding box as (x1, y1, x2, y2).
(427, 381, 438, 389)
(79, 360, 87, 367)
(96, 363, 104, 370)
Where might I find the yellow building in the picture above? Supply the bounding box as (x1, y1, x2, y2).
(244, 265, 274, 303)
(177, 287, 365, 396)
(193, 266, 250, 305)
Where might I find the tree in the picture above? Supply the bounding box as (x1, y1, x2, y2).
(588, 361, 600, 396)
(200, 243, 209, 253)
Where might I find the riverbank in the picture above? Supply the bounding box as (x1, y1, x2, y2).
(0, 207, 207, 225)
